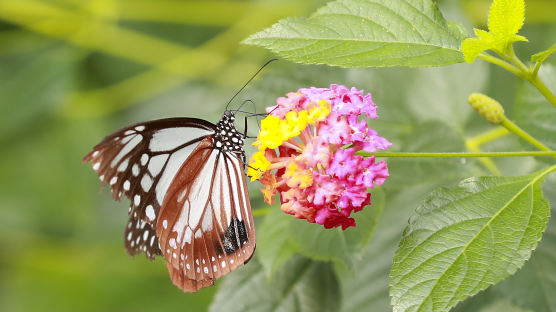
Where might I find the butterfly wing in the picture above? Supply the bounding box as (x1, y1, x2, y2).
(83, 118, 216, 259)
(155, 137, 255, 292)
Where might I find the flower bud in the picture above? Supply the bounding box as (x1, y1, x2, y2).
(468, 93, 505, 124)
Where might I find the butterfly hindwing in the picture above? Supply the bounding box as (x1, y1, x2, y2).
(155, 138, 255, 292)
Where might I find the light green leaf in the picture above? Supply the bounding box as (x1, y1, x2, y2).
(209, 257, 340, 312)
(390, 166, 556, 312)
(531, 43, 556, 64)
(256, 207, 298, 279)
(289, 189, 384, 267)
(462, 36, 494, 63)
(244, 0, 465, 67)
(488, 0, 525, 36)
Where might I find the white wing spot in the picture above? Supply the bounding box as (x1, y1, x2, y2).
(202, 259, 205, 264)
(163, 219, 168, 229)
(134, 195, 140, 206)
(148, 154, 168, 177)
(92, 151, 99, 157)
(204, 267, 208, 274)
(221, 261, 226, 268)
(127, 232, 132, 241)
(211, 256, 215, 262)
(124, 130, 135, 136)
(149, 127, 213, 152)
(140, 154, 149, 166)
(150, 236, 155, 246)
(196, 259, 199, 265)
(140, 175, 152, 191)
(135, 125, 145, 131)
(99, 175, 104, 181)
(135, 236, 140, 244)
(196, 267, 200, 273)
(213, 265, 217, 272)
(117, 158, 129, 172)
(123, 180, 130, 191)
(132, 164, 139, 176)
(169, 238, 177, 249)
(93, 162, 100, 170)
(143, 230, 149, 241)
(145, 205, 155, 221)
(230, 259, 234, 264)
(111, 135, 142, 167)
(186, 263, 190, 270)
(109, 176, 117, 185)
(180, 254, 184, 260)
(173, 253, 177, 259)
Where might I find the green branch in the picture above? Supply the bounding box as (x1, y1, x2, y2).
(359, 151, 556, 158)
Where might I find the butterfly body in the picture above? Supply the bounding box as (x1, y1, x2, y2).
(84, 112, 255, 292)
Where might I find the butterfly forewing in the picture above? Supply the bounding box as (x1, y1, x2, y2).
(83, 118, 215, 259)
(156, 139, 255, 292)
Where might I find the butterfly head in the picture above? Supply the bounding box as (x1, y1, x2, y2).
(214, 111, 245, 152)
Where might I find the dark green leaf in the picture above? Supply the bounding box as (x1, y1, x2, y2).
(256, 208, 299, 279)
(209, 257, 340, 312)
(289, 189, 385, 267)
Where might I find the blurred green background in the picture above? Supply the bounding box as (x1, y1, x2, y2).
(1, 0, 555, 311)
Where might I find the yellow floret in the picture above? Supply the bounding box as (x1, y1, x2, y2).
(283, 161, 313, 189)
(307, 100, 331, 124)
(247, 151, 271, 181)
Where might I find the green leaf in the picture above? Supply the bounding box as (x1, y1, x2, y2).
(495, 217, 556, 312)
(288, 189, 385, 267)
(488, 0, 525, 36)
(243, 0, 465, 67)
(209, 257, 340, 312)
(390, 166, 556, 312)
(531, 43, 556, 64)
(493, 176, 556, 312)
(514, 64, 556, 161)
(256, 207, 299, 279)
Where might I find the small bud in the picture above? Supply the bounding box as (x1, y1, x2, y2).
(468, 93, 505, 124)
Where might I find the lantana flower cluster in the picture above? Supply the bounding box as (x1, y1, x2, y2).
(248, 84, 391, 230)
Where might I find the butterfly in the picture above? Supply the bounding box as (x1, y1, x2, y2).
(83, 60, 276, 292)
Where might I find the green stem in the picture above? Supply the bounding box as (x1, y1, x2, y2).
(466, 127, 509, 147)
(532, 61, 542, 78)
(479, 51, 556, 109)
(528, 76, 556, 109)
(500, 118, 553, 154)
(359, 151, 556, 158)
(478, 53, 524, 78)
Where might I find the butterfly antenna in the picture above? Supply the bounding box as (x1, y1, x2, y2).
(224, 58, 278, 111)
